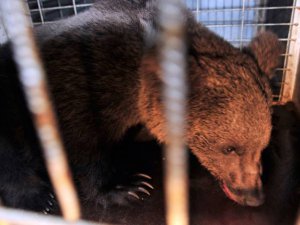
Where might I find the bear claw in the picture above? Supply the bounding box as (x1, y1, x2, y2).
(105, 173, 154, 204)
(42, 192, 56, 215)
(137, 187, 151, 196)
(134, 173, 152, 180)
(135, 181, 154, 190)
(128, 191, 140, 200)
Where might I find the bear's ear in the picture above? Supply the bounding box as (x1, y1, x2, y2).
(246, 32, 281, 79)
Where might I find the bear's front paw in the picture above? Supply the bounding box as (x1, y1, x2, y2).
(116, 173, 154, 200)
(96, 173, 154, 207)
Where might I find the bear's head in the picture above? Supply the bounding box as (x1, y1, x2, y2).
(139, 23, 281, 207)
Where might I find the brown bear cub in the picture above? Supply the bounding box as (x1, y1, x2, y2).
(0, 0, 280, 212)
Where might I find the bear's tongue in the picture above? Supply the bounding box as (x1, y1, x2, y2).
(221, 182, 236, 201)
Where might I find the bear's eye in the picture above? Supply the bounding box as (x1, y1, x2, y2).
(223, 146, 236, 154)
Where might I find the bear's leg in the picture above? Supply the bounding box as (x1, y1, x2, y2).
(0, 137, 58, 214)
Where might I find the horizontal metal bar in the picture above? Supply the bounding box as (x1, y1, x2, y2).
(33, 21, 56, 25)
(31, 3, 297, 13)
(272, 101, 285, 105)
(273, 81, 288, 85)
(0, 207, 110, 225)
(229, 38, 294, 42)
(32, 21, 297, 29)
(28, 4, 92, 12)
(28, 5, 297, 14)
(191, 6, 298, 13)
(206, 23, 298, 28)
(276, 68, 291, 71)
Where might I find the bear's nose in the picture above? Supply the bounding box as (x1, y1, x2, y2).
(244, 188, 265, 207)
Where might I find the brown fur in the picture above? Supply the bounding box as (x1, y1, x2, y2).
(37, 0, 281, 206)
(0, 0, 281, 209)
(138, 20, 281, 205)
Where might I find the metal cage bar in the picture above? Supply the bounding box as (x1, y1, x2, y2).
(0, 0, 80, 221)
(0, 208, 111, 225)
(158, 0, 189, 225)
(28, 4, 93, 12)
(72, 0, 78, 15)
(296, 210, 300, 225)
(239, 0, 246, 49)
(36, 0, 44, 24)
(280, 0, 300, 103)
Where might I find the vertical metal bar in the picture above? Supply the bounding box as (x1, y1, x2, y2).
(0, 19, 8, 44)
(258, 0, 267, 33)
(280, 0, 299, 104)
(207, 0, 210, 24)
(230, 0, 233, 41)
(24, 1, 33, 27)
(0, 0, 80, 221)
(296, 209, 300, 225)
(57, 0, 64, 18)
(36, 0, 44, 24)
(72, 0, 78, 15)
(280, 1, 300, 223)
(196, 0, 199, 20)
(0, 200, 9, 225)
(215, 0, 218, 35)
(240, 0, 246, 49)
(158, 1, 189, 225)
(222, 0, 225, 38)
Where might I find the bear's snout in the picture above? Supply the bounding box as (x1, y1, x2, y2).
(221, 179, 265, 207)
(243, 188, 265, 206)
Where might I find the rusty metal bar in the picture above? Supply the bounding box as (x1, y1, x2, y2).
(158, 1, 189, 225)
(0, 208, 110, 225)
(0, 0, 80, 221)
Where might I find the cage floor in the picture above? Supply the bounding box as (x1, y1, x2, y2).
(66, 104, 299, 225)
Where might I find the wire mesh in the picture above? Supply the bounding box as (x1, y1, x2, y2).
(25, 0, 297, 104)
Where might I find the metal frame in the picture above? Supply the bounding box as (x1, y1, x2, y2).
(280, 0, 300, 104)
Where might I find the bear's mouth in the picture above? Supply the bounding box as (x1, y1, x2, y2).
(219, 181, 265, 207)
(220, 181, 236, 201)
